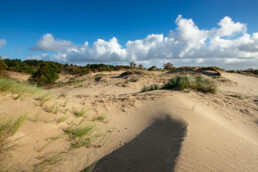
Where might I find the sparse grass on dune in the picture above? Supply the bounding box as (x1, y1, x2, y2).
(74, 108, 87, 118)
(0, 114, 28, 170)
(36, 91, 52, 106)
(56, 115, 68, 124)
(94, 113, 109, 123)
(64, 125, 94, 149)
(141, 84, 160, 92)
(0, 114, 28, 141)
(0, 77, 43, 96)
(45, 103, 60, 114)
(163, 75, 217, 93)
(65, 125, 94, 139)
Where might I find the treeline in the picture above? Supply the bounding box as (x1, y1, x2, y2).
(2, 59, 132, 75)
(227, 68, 258, 76)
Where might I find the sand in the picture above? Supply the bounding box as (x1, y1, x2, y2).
(0, 70, 257, 171)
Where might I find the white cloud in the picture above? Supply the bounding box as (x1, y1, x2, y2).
(0, 39, 6, 48)
(26, 53, 51, 61)
(31, 33, 75, 52)
(30, 16, 258, 69)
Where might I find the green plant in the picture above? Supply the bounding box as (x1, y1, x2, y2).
(30, 61, 59, 85)
(0, 114, 27, 141)
(36, 92, 52, 106)
(0, 77, 43, 95)
(94, 113, 109, 123)
(45, 103, 59, 114)
(0, 114, 28, 170)
(74, 108, 87, 117)
(0, 60, 7, 74)
(64, 125, 95, 148)
(141, 84, 160, 92)
(163, 75, 217, 93)
(58, 92, 67, 98)
(65, 125, 94, 139)
(56, 115, 68, 124)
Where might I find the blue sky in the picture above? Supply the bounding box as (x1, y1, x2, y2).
(0, 0, 258, 69)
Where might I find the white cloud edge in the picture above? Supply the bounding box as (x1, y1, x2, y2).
(28, 15, 258, 69)
(0, 39, 6, 48)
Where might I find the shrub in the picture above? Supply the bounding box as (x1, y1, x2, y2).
(163, 75, 217, 93)
(163, 62, 175, 70)
(148, 65, 157, 71)
(0, 60, 7, 74)
(30, 62, 59, 85)
(141, 84, 160, 92)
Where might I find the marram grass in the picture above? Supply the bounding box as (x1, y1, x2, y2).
(0, 77, 43, 95)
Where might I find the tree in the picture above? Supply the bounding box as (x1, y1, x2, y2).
(138, 64, 143, 69)
(163, 62, 174, 70)
(0, 57, 7, 74)
(148, 65, 157, 71)
(130, 61, 136, 69)
(30, 62, 59, 85)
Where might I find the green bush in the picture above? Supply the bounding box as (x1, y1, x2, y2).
(0, 60, 7, 74)
(30, 62, 59, 85)
(163, 75, 217, 93)
(141, 84, 160, 92)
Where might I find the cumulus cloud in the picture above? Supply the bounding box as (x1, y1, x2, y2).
(0, 39, 6, 48)
(31, 33, 75, 52)
(30, 16, 258, 69)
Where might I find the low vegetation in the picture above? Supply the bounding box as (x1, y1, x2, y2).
(30, 61, 60, 85)
(0, 77, 43, 96)
(64, 125, 94, 149)
(163, 75, 217, 93)
(94, 113, 109, 123)
(74, 108, 87, 117)
(0, 114, 27, 169)
(141, 84, 160, 92)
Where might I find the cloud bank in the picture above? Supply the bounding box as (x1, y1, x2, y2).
(30, 15, 258, 69)
(0, 39, 6, 48)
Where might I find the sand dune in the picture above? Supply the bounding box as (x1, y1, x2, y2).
(0, 70, 257, 171)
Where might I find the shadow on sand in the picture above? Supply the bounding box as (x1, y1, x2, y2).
(83, 116, 187, 172)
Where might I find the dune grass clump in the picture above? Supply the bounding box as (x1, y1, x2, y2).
(74, 108, 87, 118)
(0, 77, 43, 96)
(163, 75, 217, 93)
(64, 125, 94, 149)
(94, 113, 109, 123)
(45, 103, 60, 114)
(0, 114, 28, 169)
(0, 114, 27, 141)
(141, 84, 160, 92)
(56, 115, 68, 124)
(36, 92, 52, 106)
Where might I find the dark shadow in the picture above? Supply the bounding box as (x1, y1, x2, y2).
(83, 116, 187, 172)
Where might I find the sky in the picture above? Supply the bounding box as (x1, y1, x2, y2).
(0, 0, 258, 69)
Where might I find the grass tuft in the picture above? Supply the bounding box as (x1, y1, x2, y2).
(74, 108, 87, 117)
(0, 77, 43, 96)
(163, 75, 217, 93)
(64, 125, 94, 139)
(56, 115, 68, 124)
(94, 113, 109, 123)
(0, 114, 28, 141)
(141, 84, 160, 92)
(0, 114, 28, 170)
